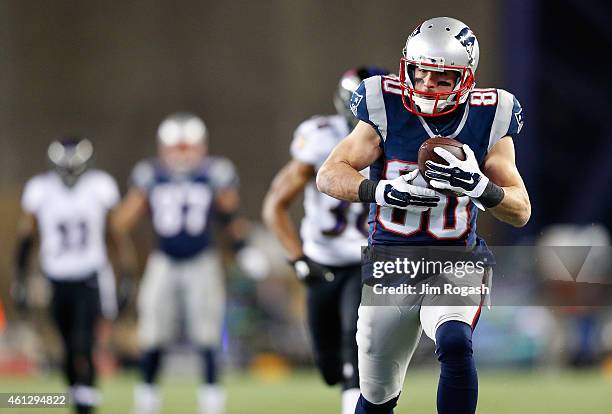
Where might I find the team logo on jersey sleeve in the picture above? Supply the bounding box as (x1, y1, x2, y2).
(514, 107, 524, 133)
(350, 92, 363, 116)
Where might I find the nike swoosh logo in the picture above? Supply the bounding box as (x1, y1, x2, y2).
(386, 192, 405, 203)
(456, 176, 474, 185)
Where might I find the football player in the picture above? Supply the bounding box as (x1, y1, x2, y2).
(262, 67, 388, 414)
(13, 137, 134, 414)
(113, 112, 243, 414)
(316, 18, 531, 414)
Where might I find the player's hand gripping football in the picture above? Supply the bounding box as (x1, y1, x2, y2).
(424, 144, 489, 198)
(375, 169, 440, 211)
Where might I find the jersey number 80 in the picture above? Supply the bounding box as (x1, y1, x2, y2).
(377, 160, 471, 240)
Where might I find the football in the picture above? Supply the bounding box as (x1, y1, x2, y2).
(418, 136, 466, 196)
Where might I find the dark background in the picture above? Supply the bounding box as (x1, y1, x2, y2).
(0, 2, 611, 410)
(0, 0, 610, 285)
(0, 0, 498, 206)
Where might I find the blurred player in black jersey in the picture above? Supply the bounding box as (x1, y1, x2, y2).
(13, 138, 134, 414)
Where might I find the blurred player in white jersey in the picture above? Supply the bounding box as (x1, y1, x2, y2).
(13, 137, 133, 414)
(263, 67, 388, 414)
(114, 113, 245, 414)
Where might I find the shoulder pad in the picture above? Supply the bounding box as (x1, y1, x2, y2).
(291, 115, 341, 168)
(468, 89, 524, 150)
(21, 173, 50, 213)
(351, 76, 389, 140)
(86, 169, 120, 208)
(208, 157, 239, 190)
(130, 159, 156, 192)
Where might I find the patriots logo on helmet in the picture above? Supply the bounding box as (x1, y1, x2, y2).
(514, 108, 524, 133)
(350, 92, 363, 117)
(408, 24, 421, 39)
(455, 27, 476, 64)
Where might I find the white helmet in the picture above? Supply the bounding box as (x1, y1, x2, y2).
(157, 112, 208, 147)
(400, 17, 479, 117)
(157, 112, 208, 174)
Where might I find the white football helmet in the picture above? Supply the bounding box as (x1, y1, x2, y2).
(157, 112, 208, 146)
(157, 112, 208, 173)
(400, 17, 479, 117)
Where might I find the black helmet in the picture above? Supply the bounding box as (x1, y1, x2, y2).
(47, 137, 94, 186)
(334, 66, 390, 128)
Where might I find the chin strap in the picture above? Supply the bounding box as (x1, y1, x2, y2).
(404, 63, 473, 115)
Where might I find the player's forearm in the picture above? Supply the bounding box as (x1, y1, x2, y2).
(223, 215, 251, 252)
(111, 190, 148, 233)
(14, 214, 37, 279)
(112, 207, 139, 233)
(487, 185, 531, 227)
(262, 200, 303, 261)
(316, 160, 365, 202)
(109, 230, 138, 274)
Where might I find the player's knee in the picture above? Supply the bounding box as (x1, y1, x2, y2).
(360, 378, 401, 405)
(189, 316, 222, 348)
(357, 333, 402, 402)
(359, 357, 402, 406)
(139, 324, 173, 350)
(435, 321, 473, 362)
(356, 391, 400, 412)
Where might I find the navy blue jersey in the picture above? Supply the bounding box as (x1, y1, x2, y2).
(130, 157, 238, 259)
(351, 75, 523, 247)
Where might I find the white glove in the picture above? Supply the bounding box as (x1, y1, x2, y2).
(236, 246, 270, 280)
(424, 144, 489, 199)
(375, 169, 440, 211)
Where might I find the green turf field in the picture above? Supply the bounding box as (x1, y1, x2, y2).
(0, 369, 610, 413)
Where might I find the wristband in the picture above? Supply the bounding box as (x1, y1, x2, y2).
(358, 179, 378, 203)
(477, 181, 505, 208)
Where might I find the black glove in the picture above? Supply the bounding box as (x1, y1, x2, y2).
(292, 256, 335, 285)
